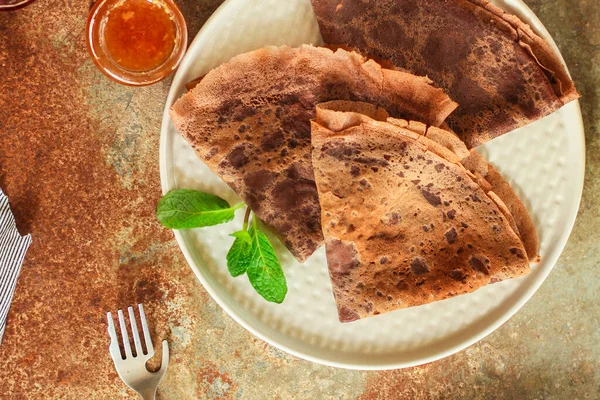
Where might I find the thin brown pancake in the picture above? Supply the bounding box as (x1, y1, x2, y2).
(317, 101, 539, 261)
(170, 45, 457, 262)
(311, 0, 580, 148)
(311, 104, 531, 322)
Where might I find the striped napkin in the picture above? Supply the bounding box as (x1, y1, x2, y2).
(0, 189, 32, 343)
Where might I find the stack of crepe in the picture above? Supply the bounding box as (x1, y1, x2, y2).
(311, 0, 580, 148)
(170, 45, 457, 262)
(169, 1, 577, 322)
(311, 101, 537, 321)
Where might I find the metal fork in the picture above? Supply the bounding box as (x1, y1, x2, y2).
(107, 304, 169, 400)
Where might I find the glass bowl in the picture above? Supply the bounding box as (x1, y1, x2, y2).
(86, 0, 187, 86)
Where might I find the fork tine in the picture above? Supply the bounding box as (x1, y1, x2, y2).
(128, 306, 143, 357)
(106, 312, 122, 360)
(138, 304, 154, 356)
(117, 309, 133, 358)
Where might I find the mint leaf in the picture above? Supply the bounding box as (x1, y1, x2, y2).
(226, 230, 252, 277)
(158, 192, 286, 304)
(247, 220, 287, 304)
(157, 189, 243, 229)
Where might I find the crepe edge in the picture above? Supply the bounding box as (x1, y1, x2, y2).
(466, 0, 579, 103)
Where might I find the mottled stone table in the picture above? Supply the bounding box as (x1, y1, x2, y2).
(0, 0, 598, 398)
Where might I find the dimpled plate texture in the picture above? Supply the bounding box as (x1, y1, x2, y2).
(160, 0, 585, 369)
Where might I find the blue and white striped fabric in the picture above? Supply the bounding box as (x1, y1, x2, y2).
(0, 189, 31, 343)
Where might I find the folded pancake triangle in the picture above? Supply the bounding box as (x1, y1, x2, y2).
(170, 45, 457, 262)
(311, 101, 538, 322)
(311, 0, 580, 148)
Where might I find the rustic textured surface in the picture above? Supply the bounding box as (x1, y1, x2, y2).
(0, 0, 597, 399)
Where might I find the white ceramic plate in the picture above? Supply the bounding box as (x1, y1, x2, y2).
(160, 0, 584, 369)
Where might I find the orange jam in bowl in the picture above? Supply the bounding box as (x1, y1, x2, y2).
(87, 0, 187, 86)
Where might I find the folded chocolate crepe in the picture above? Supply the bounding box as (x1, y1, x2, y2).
(170, 45, 457, 262)
(311, 101, 537, 322)
(311, 0, 580, 148)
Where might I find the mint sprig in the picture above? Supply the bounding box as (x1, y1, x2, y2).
(157, 189, 244, 229)
(157, 189, 287, 304)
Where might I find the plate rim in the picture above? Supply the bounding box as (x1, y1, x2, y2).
(159, 0, 585, 370)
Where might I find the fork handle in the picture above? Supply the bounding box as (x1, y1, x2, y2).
(139, 388, 157, 400)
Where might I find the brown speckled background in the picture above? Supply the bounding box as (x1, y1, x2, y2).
(0, 0, 598, 399)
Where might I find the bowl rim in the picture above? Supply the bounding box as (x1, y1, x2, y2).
(0, 0, 37, 11)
